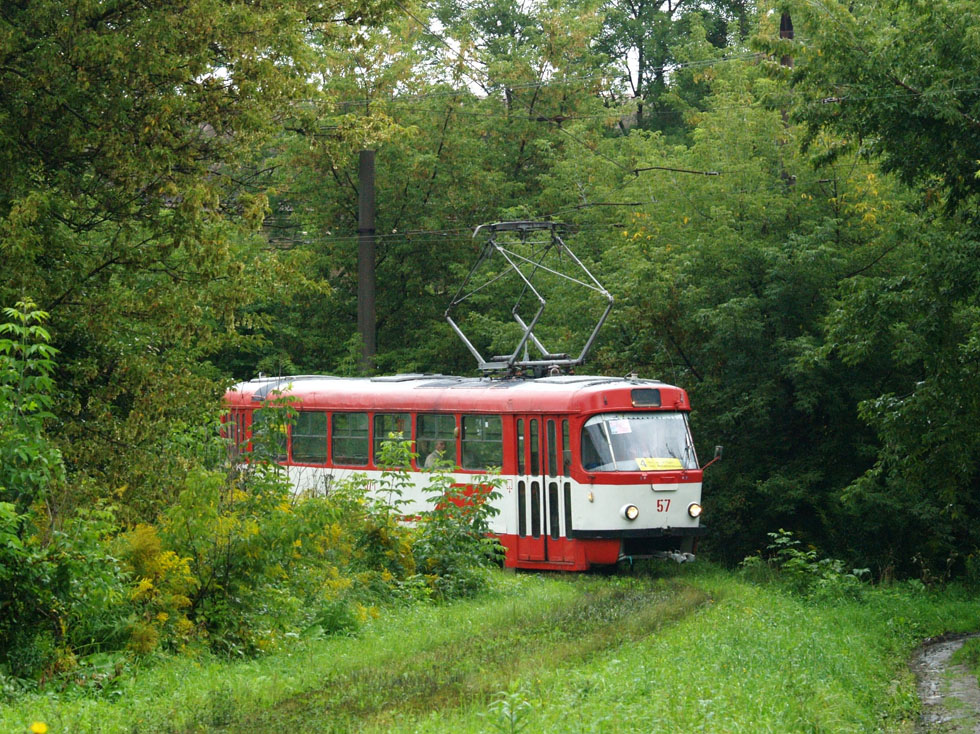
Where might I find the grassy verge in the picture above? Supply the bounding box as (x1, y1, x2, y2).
(3, 565, 979, 734)
(953, 636, 980, 681)
(230, 575, 708, 733)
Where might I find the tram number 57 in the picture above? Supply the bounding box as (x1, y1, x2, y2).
(656, 499, 671, 512)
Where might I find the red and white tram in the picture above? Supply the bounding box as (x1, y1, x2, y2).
(225, 372, 706, 571)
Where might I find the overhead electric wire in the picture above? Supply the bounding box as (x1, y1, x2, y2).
(389, 0, 490, 92)
(549, 124, 637, 175)
(265, 28, 931, 250)
(265, 154, 886, 250)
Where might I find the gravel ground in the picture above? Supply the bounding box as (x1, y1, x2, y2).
(912, 634, 980, 734)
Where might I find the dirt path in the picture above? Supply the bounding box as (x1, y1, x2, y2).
(912, 633, 980, 733)
(205, 581, 711, 733)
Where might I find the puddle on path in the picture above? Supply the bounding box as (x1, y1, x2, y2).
(912, 633, 980, 734)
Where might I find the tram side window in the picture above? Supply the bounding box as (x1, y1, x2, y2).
(223, 411, 247, 458)
(373, 413, 411, 467)
(529, 419, 539, 475)
(516, 419, 525, 474)
(238, 412, 247, 451)
(547, 420, 558, 478)
(250, 408, 288, 462)
(332, 413, 369, 466)
(418, 414, 457, 469)
(461, 415, 502, 470)
(292, 410, 327, 464)
(562, 420, 571, 476)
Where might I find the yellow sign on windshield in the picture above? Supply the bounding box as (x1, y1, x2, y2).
(636, 457, 683, 471)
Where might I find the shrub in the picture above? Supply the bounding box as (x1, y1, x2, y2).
(412, 464, 505, 600)
(0, 502, 64, 679)
(0, 500, 134, 681)
(155, 431, 416, 653)
(0, 300, 63, 512)
(57, 506, 131, 657)
(159, 464, 298, 655)
(0, 302, 132, 680)
(741, 529, 870, 601)
(115, 524, 196, 654)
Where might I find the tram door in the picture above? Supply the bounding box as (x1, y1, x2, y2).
(515, 416, 574, 564)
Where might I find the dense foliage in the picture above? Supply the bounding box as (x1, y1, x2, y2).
(2, 0, 979, 690)
(753, 0, 980, 576)
(0, 304, 500, 684)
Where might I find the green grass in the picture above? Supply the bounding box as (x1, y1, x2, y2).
(220, 575, 708, 733)
(4, 565, 980, 734)
(953, 636, 980, 680)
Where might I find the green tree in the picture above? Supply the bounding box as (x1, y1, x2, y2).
(236, 0, 622, 377)
(756, 0, 980, 575)
(595, 0, 751, 133)
(536, 40, 914, 568)
(761, 0, 980, 208)
(0, 0, 393, 515)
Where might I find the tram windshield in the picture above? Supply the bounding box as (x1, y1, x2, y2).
(581, 412, 698, 471)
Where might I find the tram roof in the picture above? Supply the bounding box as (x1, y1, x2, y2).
(225, 374, 691, 414)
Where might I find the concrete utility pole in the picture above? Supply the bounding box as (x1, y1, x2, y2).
(778, 13, 795, 187)
(780, 13, 794, 66)
(357, 149, 376, 370)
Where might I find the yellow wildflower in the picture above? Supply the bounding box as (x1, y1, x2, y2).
(130, 577, 155, 601)
(30, 722, 49, 734)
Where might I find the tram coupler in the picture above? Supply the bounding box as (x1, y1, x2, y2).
(653, 551, 697, 563)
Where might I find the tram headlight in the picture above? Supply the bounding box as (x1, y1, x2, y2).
(687, 502, 703, 518)
(620, 504, 640, 521)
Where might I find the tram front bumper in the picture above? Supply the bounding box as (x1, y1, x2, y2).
(568, 526, 707, 539)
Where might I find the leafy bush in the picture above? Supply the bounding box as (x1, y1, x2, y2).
(115, 524, 196, 654)
(343, 438, 418, 583)
(412, 463, 505, 600)
(56, 506, 131, 657)
(156, 432, 417, 653)
(0, 496, 136, 682)
(0, 302, 130, 680)
(741, 529, 870, 601)
(0, 300, 63, 512)
(0, 502, 65, 680)
(159, 464, 301, 655)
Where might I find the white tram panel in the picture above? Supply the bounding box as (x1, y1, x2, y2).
(568, 480, 703, 533)
(285, 465, 511, 535)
